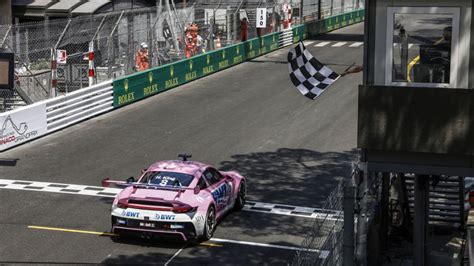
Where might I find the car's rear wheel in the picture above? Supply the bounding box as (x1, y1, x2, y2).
(202, 206, 216, 241)
(234, 181, 246, 211)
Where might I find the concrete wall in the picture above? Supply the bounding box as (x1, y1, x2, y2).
(370, 0, 472, 89)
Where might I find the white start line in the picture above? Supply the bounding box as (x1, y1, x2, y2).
(0, 179, 342, 220)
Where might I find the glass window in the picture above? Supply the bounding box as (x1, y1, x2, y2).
(202, 168, 221, 185)
(386, 7, 459, 87)
(209, 168, 224, 181)
(139, 171, 194, 187)
(198, 178, 208, 189)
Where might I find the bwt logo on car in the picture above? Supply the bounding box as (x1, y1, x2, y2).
(212, 183, 231, 204)
(122, 211, 140, 218)
(156, 214, 176, 220)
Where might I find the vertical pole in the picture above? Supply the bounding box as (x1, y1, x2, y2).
(400, 173, 412, 226)
(226, 6, 231, 45)
(300, 0, 304, 24)
(165, 0, 180, 54)
(459, 176, 465, 228)
(50, 48, 57, 98)
(330, 0, 333, 16)
(233, 12, 238, 42)
(210, 12, 215, 50)
(341, 0, 344, 13)
(356, 170, 368, 266)
(317, 0, 321, 20)
(88, 42, 95, 87)
(414, 174, 429, 266)
(14, 18, 20, 61)
(400, 27, 408, 81)
(147, 12, 152, 67)
(343, 185, 355, 266)
(381, 173, 390, 251)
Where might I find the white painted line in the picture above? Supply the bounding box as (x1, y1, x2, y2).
(0, 179, 342, 220)
(242, 206, 341, 221)
(314, 41, 330, 47)
(210, 238, 329, 259)
(349, 42, 363, 47)
(304, 41, 315, 45)
(331, 42, 347, 47)
(164, 244, 187, 266)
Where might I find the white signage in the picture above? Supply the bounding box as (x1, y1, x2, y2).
(256, 8, 267, 28)
(57, 49, 67, 64)
(0, 103, 48, 151)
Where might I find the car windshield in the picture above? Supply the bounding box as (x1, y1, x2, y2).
(139, 171, 194, 187)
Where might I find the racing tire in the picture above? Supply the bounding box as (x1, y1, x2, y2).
(234, 181, 246, 211)
(202, 206, 216, 241)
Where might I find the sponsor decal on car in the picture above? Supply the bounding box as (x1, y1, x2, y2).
(121, 210, 140, 218)
(156, 213, 176, 220)
(211, 182, 232, 205)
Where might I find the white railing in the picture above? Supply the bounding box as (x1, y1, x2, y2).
(0, 80, 113, 152)
(46, 80, 114, 133)
(279, 29, 294, 48)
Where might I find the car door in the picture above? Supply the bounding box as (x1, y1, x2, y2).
(202, 168, 232, 214)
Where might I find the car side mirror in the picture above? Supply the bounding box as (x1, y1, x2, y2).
(126, 176, 135, 183)
(194, 186, 200, 195)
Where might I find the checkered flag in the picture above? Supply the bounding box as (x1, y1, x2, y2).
(288, 42, 340, 100)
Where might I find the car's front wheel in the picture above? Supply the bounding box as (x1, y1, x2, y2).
(202, 205, 216, 241)
(234, 181, 246, 211)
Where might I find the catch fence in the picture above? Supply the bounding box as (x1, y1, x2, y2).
(0, 0, 363, 111)
(290, 182, 345, 266)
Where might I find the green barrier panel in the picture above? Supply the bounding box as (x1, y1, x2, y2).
(113, 32, 280, 108)
(292, 24, 306, 43)
(305, 9, 365, 38)
(113, 10, 363, 108)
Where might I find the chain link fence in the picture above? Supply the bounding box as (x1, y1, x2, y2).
(0, 0, 362, 111)
(291, 182, 345, 266)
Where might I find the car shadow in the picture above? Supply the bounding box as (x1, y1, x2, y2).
(218, 148, 357, 207)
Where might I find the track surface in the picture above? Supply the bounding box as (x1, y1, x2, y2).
(0, 23, 363, 265)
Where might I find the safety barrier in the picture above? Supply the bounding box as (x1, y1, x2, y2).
(292, 9, 365, 43)
(113, 8, 365, 108)
(45, 80, 114, 133)
(0, 9, 364, 152)
(113, 31, 281, 108)
(0, 80, 113, 152)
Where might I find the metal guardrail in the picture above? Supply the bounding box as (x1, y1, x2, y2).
(45, 80, 113, 133)
(279, 28, 294, 47)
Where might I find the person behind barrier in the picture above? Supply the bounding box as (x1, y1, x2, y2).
(135, 43, 149, 71)
(240, 17, 249, 42)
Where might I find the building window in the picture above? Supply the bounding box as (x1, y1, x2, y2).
(385, 7, 460, 88)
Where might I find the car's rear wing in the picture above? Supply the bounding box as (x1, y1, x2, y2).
(101, 178, 132, 188)
(101, 178, 200, 194)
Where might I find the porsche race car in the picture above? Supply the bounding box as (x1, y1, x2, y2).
(102, 154, 246, 241)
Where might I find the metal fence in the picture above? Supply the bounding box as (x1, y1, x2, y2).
(0, 0, 362, 111)
(291, 182, 345, 266)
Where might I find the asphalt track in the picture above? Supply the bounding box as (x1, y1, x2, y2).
(0, 22, 363, 265)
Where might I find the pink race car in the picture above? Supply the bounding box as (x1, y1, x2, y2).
(102, 154, 246, 241)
